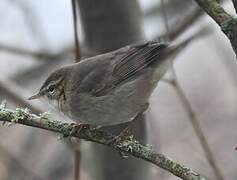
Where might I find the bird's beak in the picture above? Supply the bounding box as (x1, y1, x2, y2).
(28, 92, 42, 100)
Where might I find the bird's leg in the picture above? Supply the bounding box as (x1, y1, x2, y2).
(109, 103, 149, 145)
(119, 102, 149, 138)
(69, 123, 90, 136)
(115, 121, 135, 141)
(107, 124, 131, 145)
(118, 123, 132, 137)
(120, 102, 149, 137)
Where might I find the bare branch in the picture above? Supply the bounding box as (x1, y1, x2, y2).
(165, 70, 225, 180)
(160, 2, 224, 179)
(0, 105, 206, 180)
(10, 0, 49, 48)
(71, 1, 82, 179)
(0, 80, 42, 114)
(164, 8, 203, 41)
(74, 150, 81, 180)
(0, 143, 45, 180)
(0, 43, 71, 61)
(232, 0, 237, 13)
(71, 0, 81, 62)
(10, 59, 65, 86)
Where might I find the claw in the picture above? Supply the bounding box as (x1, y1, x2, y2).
(69, 123, 90, 136)
(108, 125, 132, 145)
(119, 151, 129, 159)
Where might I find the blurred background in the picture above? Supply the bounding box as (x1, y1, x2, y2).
(0, 0, 236, 179)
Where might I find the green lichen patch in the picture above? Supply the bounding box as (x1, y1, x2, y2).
(39, 111, 51, 119)
(0, 100, 7, 109)
(221, 17, 237, 34)
(116, 135, 154, 159)
(0, 103, 208, 180)
(12, 108, 30, 123)
(220, 18, 237, 57)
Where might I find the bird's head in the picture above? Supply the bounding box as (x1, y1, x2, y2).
(28, 67, 69, 102)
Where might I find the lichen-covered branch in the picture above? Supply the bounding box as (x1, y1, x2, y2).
(194, 0, 232, 25)
(0, 104, 206, 180)
(160, 2, 224, 180)
(165, 70, 225, 180)
(232, 0, 237, 13)
(193, 0, 237, 56)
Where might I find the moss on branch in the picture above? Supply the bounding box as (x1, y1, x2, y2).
(0, 104, 206, 180)
(194, 0, 237, 56)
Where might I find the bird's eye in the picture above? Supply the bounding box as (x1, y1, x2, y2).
(48, 85, 55, 93)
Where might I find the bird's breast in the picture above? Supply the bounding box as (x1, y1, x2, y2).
(66, 73, 155, 126)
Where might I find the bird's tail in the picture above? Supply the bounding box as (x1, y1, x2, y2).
(148, 27, 210, 81)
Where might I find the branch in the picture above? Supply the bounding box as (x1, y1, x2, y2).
(0, 105, 206, 180)
(233, 0, 237, 13)
(10, 0, 49, 49)
(0, 43, 70, 61)
(165, 70, 225, 180)
(71, 0, 82, 179)
(0, 143, 45, 180)
(0, 80, 42, 114)
(194, 0, 231, 25)
(159, 1, 224, 179)
(162, 7, 203, 41)
(193, 0, 237, 57)
(232, 0, 237, 12)
(161, 0, 224, 180)
(71, 0, 81, 62)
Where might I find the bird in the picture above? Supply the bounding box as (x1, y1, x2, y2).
(28, 40, 187, 127)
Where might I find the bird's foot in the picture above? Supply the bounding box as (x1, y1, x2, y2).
(69, 123, 90, 136)
(109, 103, 148, 144)
(108, 126, 132, 158)
(108, 125, 132, 145)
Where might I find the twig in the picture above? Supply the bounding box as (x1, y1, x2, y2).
(10, 58, 66, 84)
(194, 0, 232, 26)
(0, 143, 45, 180)
(0, 105, 206, 180)
(160, 2, 224, 180)
(144, 0, 191, 18)
(0, 43, 69, 61)
(0, 80, 42, 114)
(193, 0, 237, 57)
(161, 0, 170, 39)
(160, 7, 203, 41)
(0, 80, 45, 178)
(71, 0, 81, 62)
(232, 0, 237, 13)
(10, 0, 49, 49)
(74, 151, 80, 180)
(71, 1, 82, 179)
(165, 70, 225, 180)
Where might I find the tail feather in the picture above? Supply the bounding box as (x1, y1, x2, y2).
(112, 27, 210, 85)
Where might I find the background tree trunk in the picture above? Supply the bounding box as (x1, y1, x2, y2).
(78, 0, 143, 53)
(77, 0, 153, 180)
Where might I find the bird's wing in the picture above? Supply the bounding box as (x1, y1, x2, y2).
(76, 41, 168, 96)
(112, 41, 168, 85)
(88, 41, 169, 96)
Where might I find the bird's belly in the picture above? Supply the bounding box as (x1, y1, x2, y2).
(68, 72, 158, 126)
(69, 93, 143, 126)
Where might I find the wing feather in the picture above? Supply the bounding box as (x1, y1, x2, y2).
(112, 42, 168, 85)
(87, 41, 169, 96)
